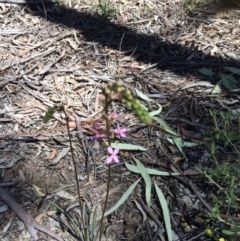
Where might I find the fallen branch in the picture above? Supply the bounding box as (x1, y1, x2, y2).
(0, 187, 64, 241)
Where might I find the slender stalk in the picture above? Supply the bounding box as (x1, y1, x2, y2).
(99, 96, 112, 241)
(63, 107, 87, 241)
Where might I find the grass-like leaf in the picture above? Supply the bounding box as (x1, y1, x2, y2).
(224, 67, 240, 75)
(135, 88, 153, 102)
(154, 182, 172, 241)
(152, 116, 179, 137)
(125, 162, 180, 176)
(134, 158, 152, 207)
(50, 202, 83, 239)
(102, 178, 141, 218)
(221, 74, 238, 90)
(212, 82, 222, 94)
(149, 104, 162, 117)
(167, 136, 188, 161)
(111, 143, 147, 151)
(198, 67, 214, 76)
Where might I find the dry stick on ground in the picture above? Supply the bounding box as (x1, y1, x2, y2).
(0, 187, 64, 241)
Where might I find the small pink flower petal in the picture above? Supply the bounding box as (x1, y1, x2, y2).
(113, 148, 119, 155)
(110, 112, 118, 119)
(91, 133, 105, 140)
(107, 147, 120, 164)
(113, 156, 119, 163)
(91, 122, 99, 130)
(107, 146, 114, 154)
(114, 125, 127, 138)
(120, 132, 126, 137)
(107, 156, 113, 164)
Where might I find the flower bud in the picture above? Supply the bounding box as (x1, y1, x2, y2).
(107, 82, 113, 89)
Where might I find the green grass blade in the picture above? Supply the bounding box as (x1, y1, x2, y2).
(198, 67, 214, 76)
(125, 162, 179, 176)
(149, 104, 162, 117)
(111, 143, 147, 151)
(50, 202, 83, 239)
(224, 67, 240, 75)
(154, 182, 172, 241)
(134, 158, 152, 207)
(102, 178, 141, 218)
(135, 88, 153, 102)
(152, 116, 179, 136)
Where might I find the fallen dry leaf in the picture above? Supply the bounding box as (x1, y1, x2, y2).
(49, 147, 57, 160)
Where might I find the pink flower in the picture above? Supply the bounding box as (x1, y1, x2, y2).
(91, 133, 105, 140)
(107, 147, 119, 164)
(91, 122, 99, 130)
(109, 112, 118, 120)
(114, 124, 127, 138)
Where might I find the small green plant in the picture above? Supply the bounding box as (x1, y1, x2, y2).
(198, 66, 240, 93)
(42, 82, 178, 241)
(182, 0, 204, 13)
(198, 109, 240, 240)
(97, 0, 114, 18)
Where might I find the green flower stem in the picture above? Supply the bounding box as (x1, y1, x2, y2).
(99, 96, 112, 241)
(62, 107, 87, 241)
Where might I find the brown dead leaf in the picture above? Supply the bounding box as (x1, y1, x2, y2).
(54, 75, 65, 91)
(173, 156, 183, 163)
(68, 121, 76, 128)
(89, 61, 100, 67)
(167, 145, 179, 154)
(107, 49, 119, 54)
(65, 75, 77, 84)
(35, 213, 47, 223)
(49, 147, 57, 160)
(18, 49, 31, 56)
(3, 210, 12, 220)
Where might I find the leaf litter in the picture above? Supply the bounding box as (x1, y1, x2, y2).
(0, 0, 240, 240)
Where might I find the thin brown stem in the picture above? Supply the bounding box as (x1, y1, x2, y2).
(99, 96, 112, 241)
(63, 107, 87, 241)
